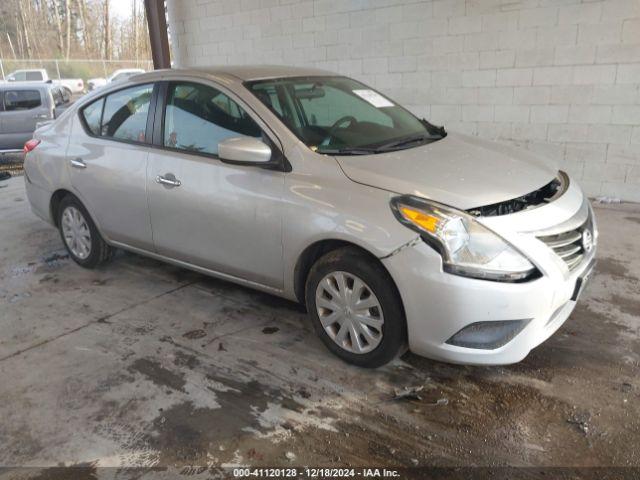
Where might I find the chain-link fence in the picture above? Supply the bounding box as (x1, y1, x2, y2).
(0, 58, 153, 85)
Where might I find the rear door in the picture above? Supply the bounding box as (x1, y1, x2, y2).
(0, 88, 47, 150)
(65, 83, 157, 250)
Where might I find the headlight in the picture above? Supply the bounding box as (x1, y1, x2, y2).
(390, 195, 538, 282)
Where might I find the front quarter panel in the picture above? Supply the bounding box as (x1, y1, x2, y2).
(282, 144, 418, 299)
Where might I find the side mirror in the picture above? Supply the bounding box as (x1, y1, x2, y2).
(218, 136, 272, 164)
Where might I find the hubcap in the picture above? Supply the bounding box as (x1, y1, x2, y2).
(61, 206, 92, 260)
(315, 271, 384, 354)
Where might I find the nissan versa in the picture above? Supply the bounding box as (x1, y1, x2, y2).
(23, 66, 597, 367)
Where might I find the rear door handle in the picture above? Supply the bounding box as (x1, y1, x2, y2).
(34, 114, 49, 120)
(70, 158, 86, 169)
(156, 175, 181, 187)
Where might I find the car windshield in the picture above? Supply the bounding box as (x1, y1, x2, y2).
(246, 76, 444, 155)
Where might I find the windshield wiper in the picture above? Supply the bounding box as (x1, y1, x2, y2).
(372, 134, 434, 152)
(315, 147, 380, 155)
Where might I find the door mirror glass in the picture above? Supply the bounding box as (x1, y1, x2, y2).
(218, 137, 272, 164)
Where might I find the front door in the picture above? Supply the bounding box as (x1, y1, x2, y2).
(66, 83, 156, 250)
(147, 81, 285, 289)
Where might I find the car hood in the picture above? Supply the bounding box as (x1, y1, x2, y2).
(335, 133, 558, 210)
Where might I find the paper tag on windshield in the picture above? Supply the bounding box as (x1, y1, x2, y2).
(353, 89, 394, 108)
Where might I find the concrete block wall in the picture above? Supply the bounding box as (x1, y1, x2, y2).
(167, 0, 640, 201)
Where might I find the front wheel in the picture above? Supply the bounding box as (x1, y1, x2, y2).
(305, 247, 406, 368)
(57, 195, 113, 268)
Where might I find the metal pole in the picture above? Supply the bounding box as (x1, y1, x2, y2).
(55, 59, 61, 79)
(0, 59, 5, 81)
(144, 0, 171, 69)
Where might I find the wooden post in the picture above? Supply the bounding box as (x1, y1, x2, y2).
(144, 0, 170, 69)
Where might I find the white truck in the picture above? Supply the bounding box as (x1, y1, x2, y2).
(5, 69, 85, 95)
(87, 68, 145, 91)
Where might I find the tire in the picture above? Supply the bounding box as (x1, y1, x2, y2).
(305, 247, 406, 368)
(57, 195, 113, 268)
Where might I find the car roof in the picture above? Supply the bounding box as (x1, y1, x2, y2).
(131, 65, 336, 83)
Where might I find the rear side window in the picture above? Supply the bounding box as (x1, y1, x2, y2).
(101, 84, 153, 143)
(163, 82, 261, 156)
(3, 90, 42, 111)
(81, 97, 104, 135)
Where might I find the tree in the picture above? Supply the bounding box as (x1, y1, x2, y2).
(52, 0, 64, 54)
(103, 0, 110, 60)
(0, 0, 152, 62)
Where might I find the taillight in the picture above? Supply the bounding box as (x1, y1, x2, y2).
(24, 139, 41, 154)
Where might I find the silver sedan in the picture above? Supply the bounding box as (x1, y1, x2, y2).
(24, 66, 596, 367)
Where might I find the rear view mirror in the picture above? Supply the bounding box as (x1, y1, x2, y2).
(295, 86, 325, 99)
(218, 137, 272, 164)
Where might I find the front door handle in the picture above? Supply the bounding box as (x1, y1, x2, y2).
(70, 158, 86, 169)
(156, 175, 181, 188)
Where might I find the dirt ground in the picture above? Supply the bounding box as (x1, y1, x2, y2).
(0, 176, 639, 478)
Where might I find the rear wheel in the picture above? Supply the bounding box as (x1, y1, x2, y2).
(305, 247, 406, 367)
(57, 195, 113, 268)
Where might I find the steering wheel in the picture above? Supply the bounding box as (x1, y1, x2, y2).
(325, 115, 358, 144)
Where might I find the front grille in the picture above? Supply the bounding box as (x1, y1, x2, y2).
(538, 228, 585, 270)
(533, 195, 596, 272)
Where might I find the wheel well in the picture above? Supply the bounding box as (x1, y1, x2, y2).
(293, 240, 390, 305)
(50, 189, 75, 227)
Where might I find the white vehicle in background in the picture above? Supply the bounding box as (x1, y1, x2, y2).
(87, 68, 145, 91)
(5, 69, 85, 95)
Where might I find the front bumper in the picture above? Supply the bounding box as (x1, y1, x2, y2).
(382, 181, 597, 365)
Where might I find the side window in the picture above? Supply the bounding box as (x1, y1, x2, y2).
(4, 90, 42, 111)
(11, 72, 26, 81)
(81, 97, 104, 136)
(163, 82, 262, 156)
(26, 71, 43, 81)
(101, 84, 153, 143)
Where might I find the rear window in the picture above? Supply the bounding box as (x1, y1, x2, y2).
(3, 90, 42, 111)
